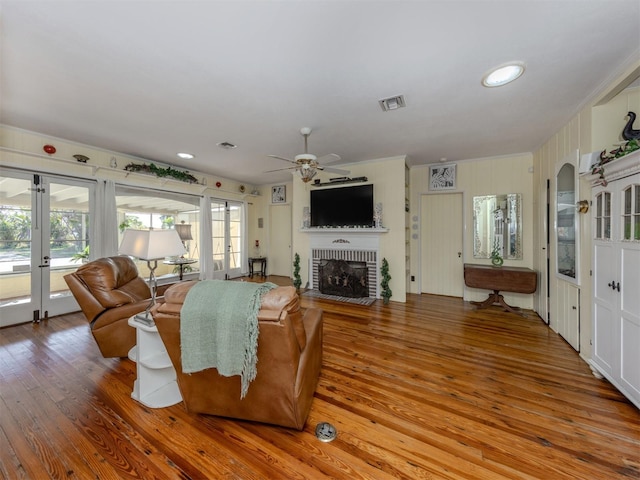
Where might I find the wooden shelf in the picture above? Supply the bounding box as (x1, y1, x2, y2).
(310, 177, 368, 187)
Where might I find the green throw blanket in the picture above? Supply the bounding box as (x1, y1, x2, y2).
(180, 280, 277, 398)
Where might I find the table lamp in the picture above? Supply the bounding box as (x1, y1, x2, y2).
(174, 221, 193, 255)
(119, 228, 186, 324)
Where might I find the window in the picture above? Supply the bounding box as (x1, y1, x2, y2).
(115, 186, 200, 280)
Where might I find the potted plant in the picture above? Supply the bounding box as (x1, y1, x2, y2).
(380, 258, 392, 304)
(293, 253, 302, 291)
(491, 239, 503, 267)
(71, 245, 90, 263)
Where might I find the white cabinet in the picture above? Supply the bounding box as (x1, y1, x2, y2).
(128, 317, 182, 408)
(556, 281, 580, 351)
(591, 151, 640, 409)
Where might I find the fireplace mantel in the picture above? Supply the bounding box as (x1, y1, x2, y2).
(300, 228, 389, 250)
(301, 227, 389, 234)
(303, 228, 387, 251)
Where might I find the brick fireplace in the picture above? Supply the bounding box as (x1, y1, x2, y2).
(305, 229, 387, 299)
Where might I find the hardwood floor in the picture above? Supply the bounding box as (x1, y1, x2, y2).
(1, 276, 638, 479)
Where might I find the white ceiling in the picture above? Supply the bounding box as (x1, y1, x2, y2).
(1, 1, 639, 186)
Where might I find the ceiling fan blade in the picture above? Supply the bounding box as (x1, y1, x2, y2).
(316, 153, 341, 164)
(267, 154, 297, 165)
(264, 166, 298, 173)
(320, 166, 351, 175)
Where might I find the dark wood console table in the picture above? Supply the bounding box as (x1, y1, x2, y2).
(248, 257, 267, 278)
(464, 263, 537, 316)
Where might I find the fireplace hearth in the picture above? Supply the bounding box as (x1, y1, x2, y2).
(318, 259, 368, 298)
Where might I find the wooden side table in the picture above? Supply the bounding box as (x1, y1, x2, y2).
(248, 257, 267, 277)
(128, 316, 182, 408)
(463, 263, 537, 316)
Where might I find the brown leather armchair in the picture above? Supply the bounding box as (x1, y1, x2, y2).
(64, 256, 152, 358)
(152, 281, 323, 430)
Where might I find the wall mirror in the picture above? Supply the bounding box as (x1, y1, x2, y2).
(473, 193, 522, 259)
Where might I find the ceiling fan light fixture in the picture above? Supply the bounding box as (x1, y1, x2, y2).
(379, 95, 406, 112)
(295, 153, 317, 162)
(482, 63, 525, 87)
(299, 168, 317, 183)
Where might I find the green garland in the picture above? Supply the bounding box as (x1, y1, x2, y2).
(592, 139, 639, 185)
(124, 162, 199, 184)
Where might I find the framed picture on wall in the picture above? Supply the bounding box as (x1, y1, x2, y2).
(428, 164, 457, 191)
(272, 185, 286, 203)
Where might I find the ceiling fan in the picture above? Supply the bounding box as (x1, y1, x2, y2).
(265, 127, 350, 183)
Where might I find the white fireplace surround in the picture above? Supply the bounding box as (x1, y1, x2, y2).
(303, 228, 388, 298)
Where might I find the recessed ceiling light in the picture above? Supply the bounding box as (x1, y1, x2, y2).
(177, 152, 194, 159)
(482, 63, 525, 87)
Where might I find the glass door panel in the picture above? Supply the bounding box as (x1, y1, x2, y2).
(210, 199, 244, 279)
(227, 201, 243, 278)
(211, 200, 226, 278)
(45, 179, 92, 318)
(0, 173, 35, 325)
(0, 171, 93, 326)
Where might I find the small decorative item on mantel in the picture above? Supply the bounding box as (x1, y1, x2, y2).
(622, 111, 640, 140)
(374, 202, 383, 228)
(73, 154, 89, 163)
(302, 206, 311, 228)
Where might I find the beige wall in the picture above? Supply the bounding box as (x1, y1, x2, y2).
(532, 62, 640, 361)
(0, 125, 253, 202)
(410, 154, 535, 308)
(245, 180, 293, 263)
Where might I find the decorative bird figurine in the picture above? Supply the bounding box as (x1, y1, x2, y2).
(622, 111, 640, 140)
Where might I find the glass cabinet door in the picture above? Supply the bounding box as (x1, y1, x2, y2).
(556, 162, 578, 283)
(622, 185, 640, 241)
(595, 191, 611, 240)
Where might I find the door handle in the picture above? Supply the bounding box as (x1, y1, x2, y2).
(457, 252, 461, 258)
(39, 255, 50, 268)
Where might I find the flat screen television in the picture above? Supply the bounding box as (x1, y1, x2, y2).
(310, 184, 374, 227)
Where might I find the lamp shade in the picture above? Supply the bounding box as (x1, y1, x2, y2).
(174, 222, 193, 241)
(119, 229, 186, 260)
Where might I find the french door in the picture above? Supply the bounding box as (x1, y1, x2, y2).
(210, 199, 244, 279)
(0, 170, 94, 327)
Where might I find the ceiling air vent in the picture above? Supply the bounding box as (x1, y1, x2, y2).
(378, 95, 406, 112)
(217, 141, 237, 149)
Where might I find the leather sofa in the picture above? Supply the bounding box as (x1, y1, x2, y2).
(152, 281, 323, 430)
(64, 256, 152, 358)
